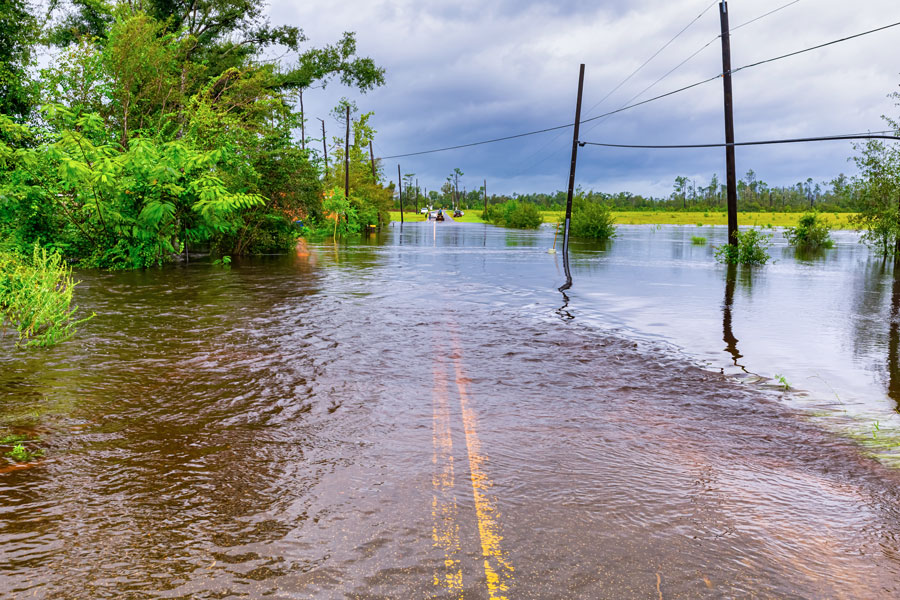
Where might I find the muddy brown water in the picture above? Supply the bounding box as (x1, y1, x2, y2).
(3, 222, 900, 598)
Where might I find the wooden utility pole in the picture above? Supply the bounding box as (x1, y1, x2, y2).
(559, 63, 585, 292)
(415, 178, 419, 213)
(344, 106, 350, 201)
(299, 89, 305, 151)
(318, 118, 328, 175)
(398, 164, 404, 223)
(369, 141, 376, 179)
(719, 2, 738, 246)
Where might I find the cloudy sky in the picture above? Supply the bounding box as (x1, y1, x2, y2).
(270, 0, 900, 197)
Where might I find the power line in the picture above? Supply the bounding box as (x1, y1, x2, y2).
(380, 18, 900, 160)
(578, 132, 900, 149)
(515, 0, 803, 178)
(579, 0, 802, 138)
(380, 123, 573, 159)
(732, 19, 900, 75)
(730, 0, 800, 33)
(580, 0, 718, 120)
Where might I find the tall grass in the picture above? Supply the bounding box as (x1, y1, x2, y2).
(0, 245, 93, 347)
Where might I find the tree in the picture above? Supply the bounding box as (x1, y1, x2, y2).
(851, 138, 900, 255)
(0, 0, 39, 121)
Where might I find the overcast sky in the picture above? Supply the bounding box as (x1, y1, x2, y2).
(270, 0, 900, 197)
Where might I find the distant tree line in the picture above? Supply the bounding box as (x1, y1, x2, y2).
(440, 169, 858, 213)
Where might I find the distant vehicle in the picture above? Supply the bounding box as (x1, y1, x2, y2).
(453, 210, 463, 218)
(436, 210, 445, 222)
(420, 208, 428, 214)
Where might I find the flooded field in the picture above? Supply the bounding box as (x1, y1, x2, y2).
(3, 221, 900, 598)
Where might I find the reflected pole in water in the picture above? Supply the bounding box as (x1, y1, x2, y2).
(559, 64, 585, 292)
(557, 291, 574, 321)
(722, 263, 745, 370)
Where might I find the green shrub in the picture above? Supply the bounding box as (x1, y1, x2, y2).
(0, 244, 93, 347)
(691, 236, 707, 245)
(785, 212, 834, 249)
(570, 201, 616, 240)
(481, 200, 542, 229)
(715, 228, 771, 265)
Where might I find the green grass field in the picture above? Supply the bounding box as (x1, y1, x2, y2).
(390, 210, 859, 229)
(387, 211, 427, 222)
(608, 211, 857, 229)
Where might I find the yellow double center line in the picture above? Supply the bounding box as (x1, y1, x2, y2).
(432, 356, 464, 596)
(431, 328, 515, 599)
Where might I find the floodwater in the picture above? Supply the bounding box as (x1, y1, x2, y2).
(3, 221, 900, 598)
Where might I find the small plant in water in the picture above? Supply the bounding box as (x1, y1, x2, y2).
(873, 420, 880, 440)
(774, 374, 790, 390)
(5, 443, 42, 462)
(785, 212, 834, 250)
(691, 236, 707, 245)
(715, 228, 772, 265)
(212, 255, 232, 267)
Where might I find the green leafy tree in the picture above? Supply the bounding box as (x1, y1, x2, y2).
(851, 122, 900, 255)
(0, 0, 39, 121)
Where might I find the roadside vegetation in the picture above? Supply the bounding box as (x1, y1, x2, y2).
(0, 0, 389, 270)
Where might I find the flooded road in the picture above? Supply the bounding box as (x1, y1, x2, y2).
(3, 221, 900, 598)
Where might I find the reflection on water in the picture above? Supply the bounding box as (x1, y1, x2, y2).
(722, 263, 744, 371)
(4, 221, 900, 597)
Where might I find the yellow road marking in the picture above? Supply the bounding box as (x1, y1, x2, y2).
(448, 332, 515, 599)
(432, 353, 464, 597)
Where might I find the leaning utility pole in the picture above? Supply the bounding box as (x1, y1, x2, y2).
(299, 89, 306, 151)
(398, 164, 404, 224)
(369, 141, 376, 179)
(318, 118, 328, 175)
(559, 63, 585, 292)
(344, 105, 350, 201)
(719, 2, 739, 246)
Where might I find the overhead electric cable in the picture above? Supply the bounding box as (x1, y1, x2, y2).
(578, 132, 900, 149)
(730, 0, 800, 33)
(580, 0, 718, 119)
(731, 20, 900, 75)
(380, 18, 900, 160)
(516, 0, 803, 177)
(580, 0, 803, 138)
(501, 0, 719, 176)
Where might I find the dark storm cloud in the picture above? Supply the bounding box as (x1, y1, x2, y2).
(271, 0, 900, 196)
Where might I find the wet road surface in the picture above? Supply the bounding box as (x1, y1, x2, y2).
(3, 222, 900, 598)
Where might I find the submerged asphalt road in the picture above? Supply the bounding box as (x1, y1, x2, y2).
(2, 222, 900, 598)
